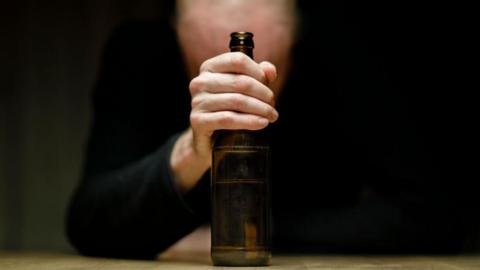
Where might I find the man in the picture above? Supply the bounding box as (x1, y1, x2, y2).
(67, 0, 474, 259)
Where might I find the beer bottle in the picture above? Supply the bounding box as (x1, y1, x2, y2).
(211, 32, 271, 266)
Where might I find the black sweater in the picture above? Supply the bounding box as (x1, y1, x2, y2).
(66, 14, 474, 259)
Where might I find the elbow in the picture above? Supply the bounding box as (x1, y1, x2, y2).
(65, 189, 163, 260)
(65, 191, 101, 258)
(66, 207, 161, 260)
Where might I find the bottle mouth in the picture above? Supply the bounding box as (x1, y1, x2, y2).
(230, 32, 254, 39)
(230, 32, 254, 48)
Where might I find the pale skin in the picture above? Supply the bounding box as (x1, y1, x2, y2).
(170, 0, 297, 193)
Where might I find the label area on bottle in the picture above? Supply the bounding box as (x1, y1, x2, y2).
(212, 146, 270, 251)
(213, 146, 269, 181)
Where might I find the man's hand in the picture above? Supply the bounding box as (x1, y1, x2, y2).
(170, 52, 278, 192)
(189, 52, 278, 161)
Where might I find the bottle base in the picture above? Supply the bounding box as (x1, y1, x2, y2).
(211, 249, 271, 266)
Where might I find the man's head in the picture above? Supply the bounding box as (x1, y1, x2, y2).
(174, 0, 298, 94)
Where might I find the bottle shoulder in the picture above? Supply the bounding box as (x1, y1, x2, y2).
(213, 130, 269, 148)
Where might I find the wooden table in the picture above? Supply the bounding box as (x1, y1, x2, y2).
(1, 251, 479, 270)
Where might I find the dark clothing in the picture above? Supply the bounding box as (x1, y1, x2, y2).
(66, 7, 475, 259)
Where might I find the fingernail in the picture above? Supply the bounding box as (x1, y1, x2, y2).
(272, 110, 279, 121)
(258, 118, 269, 126)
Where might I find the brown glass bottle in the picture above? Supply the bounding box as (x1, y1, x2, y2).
(211, 32, 271, 266)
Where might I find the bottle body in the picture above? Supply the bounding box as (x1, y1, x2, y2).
(211, 131, 271, 266)
(210, 32, 271, 266)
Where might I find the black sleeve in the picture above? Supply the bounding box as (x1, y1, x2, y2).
(66, 21, 210, 260)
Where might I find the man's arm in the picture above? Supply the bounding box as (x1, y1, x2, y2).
(66, 21, 209, 259)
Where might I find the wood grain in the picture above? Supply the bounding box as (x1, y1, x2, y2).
(1, 252, 479, 270)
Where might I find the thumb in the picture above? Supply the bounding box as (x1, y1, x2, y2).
(259, 61, 277, 86)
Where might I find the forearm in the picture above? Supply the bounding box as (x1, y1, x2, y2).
(67, 135, 208, 259)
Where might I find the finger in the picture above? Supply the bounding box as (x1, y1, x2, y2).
(190, 111, 269, 133)
(199, 52, 266, 84)
(259, 61, 277, 85)
(193, 93, 278, 122)
(190, 73, 275, 106)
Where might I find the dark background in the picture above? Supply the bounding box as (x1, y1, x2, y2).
(0, 0, 476, 252)
(0, 0, 165, 252)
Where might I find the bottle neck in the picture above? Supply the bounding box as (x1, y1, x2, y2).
(230, 47, 253, 59)
(218, 35, 257, 146)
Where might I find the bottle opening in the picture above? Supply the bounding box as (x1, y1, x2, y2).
(230, 32, 254, 49)
(230, 32, 254, 39)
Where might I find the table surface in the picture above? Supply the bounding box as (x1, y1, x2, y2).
(1, 251, 480, 270)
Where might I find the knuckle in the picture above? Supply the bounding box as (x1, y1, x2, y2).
(190, 95, 202, 108)
(190, 112, 209, 131)
(218, 112, 235, 127)
(199, 60, 211, 72)
(232, 75, 250, 93)
(190, 113, 204, 129)
(229, 94, 246, 110)
(230, 52, 248, 68)
(189, 77, 201, 94)
(189, 75, 208, 94)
